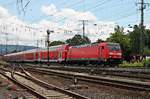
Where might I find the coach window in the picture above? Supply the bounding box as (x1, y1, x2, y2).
(102, 46, 104, 49)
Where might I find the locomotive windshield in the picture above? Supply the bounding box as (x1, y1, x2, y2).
(108, 43, 121, 51)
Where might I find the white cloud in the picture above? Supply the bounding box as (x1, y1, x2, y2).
(41, 4, 97, 21)
(41, 4, 57, 16)
(124, 27, 133, 33)
(0, 6, 39, 46)
(146, 24, 150, 29)
(0, 6, 10, 18)
(40, 4, 116, 41)
(0, 5, 117, 47)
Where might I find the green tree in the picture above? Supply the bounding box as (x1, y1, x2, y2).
(50, 41, 65, 46)
(129, 25, 149, 55)
(129, 25, 141, 54)
(66, 34, 91, 46)
(107, 25, 131, 57)
(96, 39, 105, 43)
(11, 50, 17, 53)
(145, 29, 150, 49)
(143, 29, 150, 55)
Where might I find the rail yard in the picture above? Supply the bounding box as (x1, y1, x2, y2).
(0, 0, 150, 99)
(0, 62, 150, 99)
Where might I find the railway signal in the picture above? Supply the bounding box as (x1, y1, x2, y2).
(46, 29, 54, 66)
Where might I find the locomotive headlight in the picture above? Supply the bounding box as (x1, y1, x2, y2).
(117, 53, 122, 55)
(109, 52, 113, 55)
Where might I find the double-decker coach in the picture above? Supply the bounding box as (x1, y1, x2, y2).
(5, 44, 70, 63)
(40, 44, 69, 63)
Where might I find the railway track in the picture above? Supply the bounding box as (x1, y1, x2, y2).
(22, 63, 150, 81)
(2, 63, 150, 98)
(24, 63, 150, 73)
(24, 66, 150, 91)
(0, 65, 89, 99)
(0, 70, 46, 99)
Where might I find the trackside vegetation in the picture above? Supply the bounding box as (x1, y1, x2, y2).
(119, 59, 150, 68)
(119, 61, 144, 68)
(47, 25, 150, 67)
(107, 25, 150, 58)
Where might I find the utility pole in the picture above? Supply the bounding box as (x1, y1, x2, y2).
(137, 0, 150, 55)
(36, 40, 39, 49)
(2, 25, 8, 54)
(5, 33, 9, 54)
(36, 40, 40, 62)
(46, 30, 54, 66)
(16, 36, 19, 52)
(79, 20, 88, 38)
(140, 0, 144, 55)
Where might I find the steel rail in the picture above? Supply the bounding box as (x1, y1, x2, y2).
(26, 68, 150, 91)
(24, 64, 150, 80)
(1, 66, 89, 99)
(23, 72, 90, 99)
(0, 70, 47, 99)
(24, 63, 150, 74)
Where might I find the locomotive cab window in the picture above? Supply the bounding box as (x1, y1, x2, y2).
(108, 43, 121, 51)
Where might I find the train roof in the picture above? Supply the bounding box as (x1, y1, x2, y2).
(107, 42, 120, 45)
(71, 42, 120, 48)
(71, 42, 103, 48)
(4, 49, 38, 56)
(4, 44, 69, 56)
(72, 44, 97, 48)
(41, 44, 69, 51)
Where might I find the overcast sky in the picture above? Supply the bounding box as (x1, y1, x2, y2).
(0, 0, 150, 47)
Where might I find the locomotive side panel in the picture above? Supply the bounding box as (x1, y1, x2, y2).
(67, 45, 99, 61)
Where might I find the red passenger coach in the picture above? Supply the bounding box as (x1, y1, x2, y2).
(4, 44, 70, 63)
(40, 44, 69, 63)
(66, 42, 122, 65)
(5, 52, 24, 62)
(5, 49, 37, 62)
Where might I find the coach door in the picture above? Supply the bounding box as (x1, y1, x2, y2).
(33, 52, 36, 61)
(38, 51, 40, 61)
(59, 51, 62, 61)
(100, 46, 105, 59)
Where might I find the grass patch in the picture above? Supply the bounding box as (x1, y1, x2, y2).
(0, 60, 9, 66)
(143, 59, 150, 67)
(119, 61, 144, 68)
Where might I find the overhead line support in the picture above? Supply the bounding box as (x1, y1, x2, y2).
(137, 0, 150, 55)
(79, 20, 88, 38)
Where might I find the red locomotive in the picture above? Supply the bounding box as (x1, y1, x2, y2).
(4, 42, 122, 66)
(67, 42, 122, 65)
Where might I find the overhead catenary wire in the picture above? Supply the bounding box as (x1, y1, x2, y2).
(54, 0, 137, 24)
(2, 0, 150, 46)
(0, 1, 16, 6)
(28, 0, 118, 28)
(29, 0, 138, 36)
(85, 0, 112, 12)
(30, 0, 108, 21)
(90, 0, 125, 13)
(63, 0, 84, 8)
(90, 2, 137, 23)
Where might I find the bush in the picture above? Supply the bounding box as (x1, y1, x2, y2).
(143, 59, 150, 67)
(143, 47, 150, 55)
(119, 61, 144, 68)
(0, 61, 9, 66)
